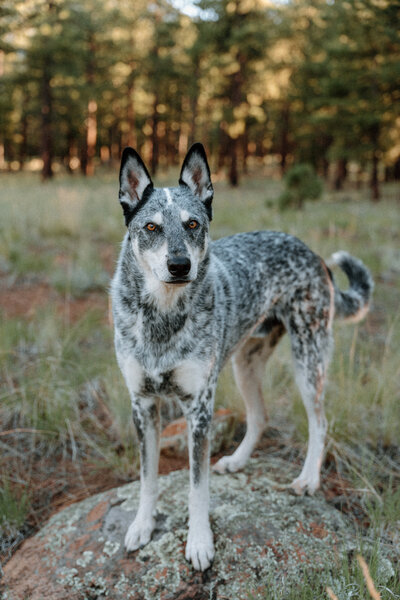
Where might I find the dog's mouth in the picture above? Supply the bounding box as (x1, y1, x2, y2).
(164, 279, 191, 286)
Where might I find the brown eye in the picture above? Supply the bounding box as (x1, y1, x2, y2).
(188, 220, 198, 230)
(146, 223, 156, 231)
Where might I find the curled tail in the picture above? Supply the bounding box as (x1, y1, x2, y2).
(329, 251, 373, 323)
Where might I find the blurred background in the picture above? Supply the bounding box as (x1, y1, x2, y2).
(1, 0, 399, 196)
(1, 2, 400, 592)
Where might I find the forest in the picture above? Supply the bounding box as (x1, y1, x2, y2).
(1, 0, 399, 198)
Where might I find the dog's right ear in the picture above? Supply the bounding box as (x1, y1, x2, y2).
(119, 147, 153, 225)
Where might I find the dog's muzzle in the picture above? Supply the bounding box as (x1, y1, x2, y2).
(167, 255, 191, 282)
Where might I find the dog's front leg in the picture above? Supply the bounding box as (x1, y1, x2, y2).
(125, 397, 161, 551)
(182, 391, 215, 571)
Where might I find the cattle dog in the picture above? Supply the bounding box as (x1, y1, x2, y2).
(111, 143, 373, 571)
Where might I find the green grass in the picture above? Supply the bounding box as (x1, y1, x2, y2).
(0, 170, 399, 585)
(0, 480, 30, 535)
(0, 173, 116, 297)
(255, 546, 399, 599)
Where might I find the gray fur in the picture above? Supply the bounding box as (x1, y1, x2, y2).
(330, 250, 374, 320)
(111, 143, 373, 571)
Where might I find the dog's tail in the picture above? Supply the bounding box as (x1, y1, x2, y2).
(329, 251, 373, 323)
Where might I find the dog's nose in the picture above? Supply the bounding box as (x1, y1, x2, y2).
(167, 256, 191, 278)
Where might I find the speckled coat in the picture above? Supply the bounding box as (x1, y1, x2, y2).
(111, 143, 373, 571)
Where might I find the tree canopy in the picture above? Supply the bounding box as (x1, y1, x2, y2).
(1, 0, 399, 197)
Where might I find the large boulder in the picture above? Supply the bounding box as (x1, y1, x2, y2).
(2, 454, 362, 599)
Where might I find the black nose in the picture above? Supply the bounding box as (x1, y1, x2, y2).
(167, 255, 191, 278)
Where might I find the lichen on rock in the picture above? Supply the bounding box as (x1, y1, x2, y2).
(1, 454, 394, 600)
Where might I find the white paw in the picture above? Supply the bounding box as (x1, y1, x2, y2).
(290, 474, 320, 496)
(212, 454, 245, 474)
(185, 527, 214, 571)
(124, 514, 155, 551)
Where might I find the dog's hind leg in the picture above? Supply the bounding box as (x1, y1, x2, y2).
(289, 324, 332, 495)
(124, 396, 161, 551)
(213, 323, 285, 474)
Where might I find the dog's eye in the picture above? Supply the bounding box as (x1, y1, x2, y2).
(146, 223, 157, 232)
(188, 220, 198, 230)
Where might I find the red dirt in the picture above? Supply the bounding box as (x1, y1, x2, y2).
(161, 408, 235, 440)
(0, 279, 109, 323)
(159, 451, 188, 474)
(0, 282, 53, 319)
(56, 292, 109, 323)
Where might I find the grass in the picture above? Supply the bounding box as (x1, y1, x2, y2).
(256, 549, 398, 599)
(0, 169, 399, 591)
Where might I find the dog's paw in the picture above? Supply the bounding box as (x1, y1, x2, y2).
(290, 474, 320, 496)
(185, 527, 214, 571)
(124, 515, 155, 551)
(212, 454, 244, 474)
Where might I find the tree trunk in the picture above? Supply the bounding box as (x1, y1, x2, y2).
(0, 51, 4, 169)
(19, 105, 28, 170)
(228, 137, 239, 187)
(41, 63, 53, 180)
(242, 131, 249, 175)
(322, 158, 329, 180)
(188, 63, 200, 147)
(126, 75, 136, 149)
(217, 125, 227, 172)
(40, 1, 57, 180)
(370, 123, 381, 201)
(226, 51, 245, 187)
(80, 137, 87, 175)
(394, 156, 400, 180)
(64, 131, 75, 173)
(86, 99, 97, 176)
(179, 97, 190, 159)
(371, 151, 380, 201)
(279, 103, 290, 175)
(150, 95, 159, 176)
(189, 92, 198, 148)
(334, 158, 347, 190)
(81, 36, 97, 176)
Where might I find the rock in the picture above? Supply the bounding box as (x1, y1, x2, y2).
(161, 408, 239, 457)
(1, 454, 364, 600)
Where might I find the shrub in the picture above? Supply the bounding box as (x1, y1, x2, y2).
(278, 163, 323, 209)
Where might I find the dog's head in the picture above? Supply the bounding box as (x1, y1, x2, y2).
(118, 143, 213, 295)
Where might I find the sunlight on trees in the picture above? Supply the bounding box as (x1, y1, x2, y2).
(0, 0, 399, 196)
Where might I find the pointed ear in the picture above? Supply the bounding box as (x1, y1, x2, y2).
(119, 147, 153, 225)
(179, 143, 213, 219)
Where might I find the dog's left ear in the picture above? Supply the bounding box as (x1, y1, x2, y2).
(179, 143, 213, 220)
(119, 147, 153, 225)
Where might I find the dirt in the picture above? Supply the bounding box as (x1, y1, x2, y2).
(0, 279, 109, 323)
(0, 282, 54, 319)
(0, 240, 116, 324)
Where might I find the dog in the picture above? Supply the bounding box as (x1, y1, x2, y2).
(111, 143, 373, 571)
